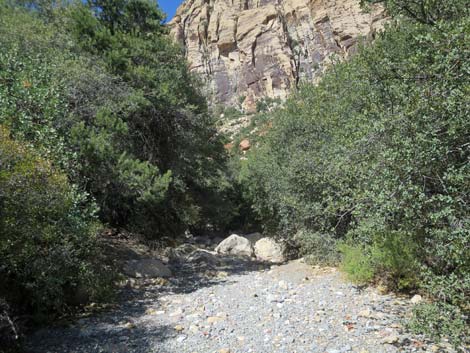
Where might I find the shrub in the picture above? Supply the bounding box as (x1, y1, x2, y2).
(295, 230, 340, 266)
(0, 126, 102, 319)
(338, 244, 375, 284)
(0, 3, 237, 239)
(240, 1, 469, 345)
(340, 231, 420, 290)
(256, 97, 281, 113)
(369, 230, 420, 290)
(223, 106, 244, 120)
(408, 303, 468, 348)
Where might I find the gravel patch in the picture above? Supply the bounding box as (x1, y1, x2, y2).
(26, 258, 451, 353)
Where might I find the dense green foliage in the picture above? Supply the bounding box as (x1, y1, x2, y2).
(0, 126, 104, 317)
(0, 0, 234, 237)
(0, 0, 235, 347)
(363, 0, 469, 25)
(240, 0, 469, 346)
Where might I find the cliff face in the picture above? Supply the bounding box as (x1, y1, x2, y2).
(169, 0, 385, 112)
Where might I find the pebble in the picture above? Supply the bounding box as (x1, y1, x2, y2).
(382, 334, 399, 344)
(176, 335, 187, 342)
(207, 316, 224, 324)
(410, 294, 423, 304)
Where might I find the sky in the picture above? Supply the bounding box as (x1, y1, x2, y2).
(158, 0, 183, 21)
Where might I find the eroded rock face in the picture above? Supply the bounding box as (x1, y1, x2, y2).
(169, 0, 386, 109)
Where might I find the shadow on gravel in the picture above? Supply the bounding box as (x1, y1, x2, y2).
(166, 255, 272, 294)
(26, 323, 177, 353)
(26, 255, 273, 353)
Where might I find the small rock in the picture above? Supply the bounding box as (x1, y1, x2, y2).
(382, 335, 399, 344)
(185, 313, 200, 320)
(358, 309, 372, 318)
(174, 325, 184, 332)
(217, 271, 228, 278)
(266, 294, 277, 303)
(124, 322, 135, 329)
(176, 335, 187, 342)
(410, 294, 423, 304)
(239, 139, 251, 151)
(207, 316, 224, 324)
(219, 349, 231, 353)
(123, 259, 172, 278)
(170, 308, 184, 317)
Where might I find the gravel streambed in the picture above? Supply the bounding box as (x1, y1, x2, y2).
(26, 259, 451, 353)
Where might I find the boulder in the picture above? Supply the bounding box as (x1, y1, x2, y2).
(186, 249, 221, 266)
(254, 238, 285, 263)
(215, 234, 254, 257)
(164, 243, 199, 263)
(123, 259, 172, 278)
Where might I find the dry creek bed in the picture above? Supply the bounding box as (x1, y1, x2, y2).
(26, 258, 456, 353)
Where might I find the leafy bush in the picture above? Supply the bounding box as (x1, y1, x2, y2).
(0, 126, 102, 319)
(223, 106, 244, 120)
(240, 0, 469, 344)
(256, 97, 282, 113)
(295, 230, 340, 266)
(340, 231, 420, 289)
(363, 0, 469, 24)
(408, 303, 468, 348)
(62, 1, 236, 236)
(0, 2, 237, 238)
(338, 244, 374, 284)
(0, 7, 72, 167)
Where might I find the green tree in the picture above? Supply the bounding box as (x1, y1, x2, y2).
(241, 0, 469, 345)
(0, 126, 102, 319)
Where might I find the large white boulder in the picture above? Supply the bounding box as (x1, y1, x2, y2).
(123, 259, 172, 278)
(254, 238, 285, 263)
(215, 234, 254, 257)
